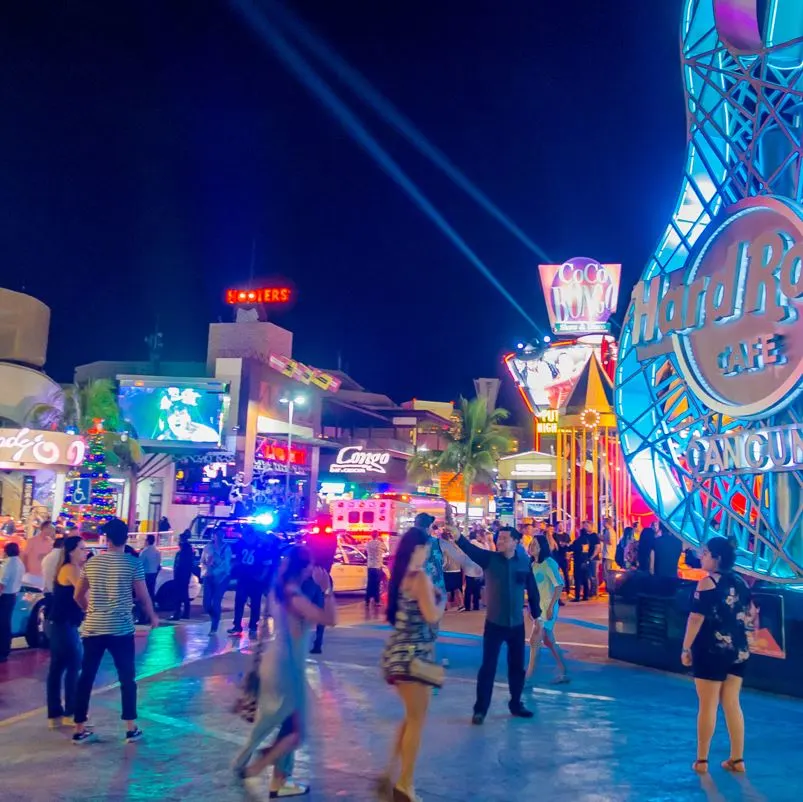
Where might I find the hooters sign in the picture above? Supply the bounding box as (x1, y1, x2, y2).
(539, 257, 621, 335)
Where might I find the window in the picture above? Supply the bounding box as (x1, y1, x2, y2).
(343, 545, 367, 565)
(362, 511, 375, 524)
(348, 511, 360, 524)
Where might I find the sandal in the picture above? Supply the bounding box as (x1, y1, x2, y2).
(692, 759, 709, 773)
(722, 758, 746, 773)
(375, 775, 393, 801)
(393, 787, 422, 802)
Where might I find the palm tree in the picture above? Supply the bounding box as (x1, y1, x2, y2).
(406, 397, 514, 529)
(26, 379, 142, 525)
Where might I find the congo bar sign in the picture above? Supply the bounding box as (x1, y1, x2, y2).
(632, 197, 803, 419)
(0, 428, 86, 470)
(329, 446, 391, 475)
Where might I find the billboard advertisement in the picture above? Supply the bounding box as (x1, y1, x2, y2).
(504, 342, 594, 413)
(118, 378, 229, 448)
(539, 257, 621, 335)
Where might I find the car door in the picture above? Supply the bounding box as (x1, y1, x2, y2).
(331, 544, 368, 593)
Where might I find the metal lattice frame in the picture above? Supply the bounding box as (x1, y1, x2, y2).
(615, 0, 803, 583)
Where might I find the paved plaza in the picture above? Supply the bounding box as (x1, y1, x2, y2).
(0, 602, 801, 801)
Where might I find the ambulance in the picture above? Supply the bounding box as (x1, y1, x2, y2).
(330, 497, 415, 550)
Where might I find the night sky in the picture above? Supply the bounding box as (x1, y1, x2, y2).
(0, 0, 686, 410)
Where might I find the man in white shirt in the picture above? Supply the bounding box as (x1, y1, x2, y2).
(462, 531, 485, 611)
(0, 541, 25, 661)
(601, 517, 618, 593)
(364, 531, 387, 611)
(42, 535, 67, 593)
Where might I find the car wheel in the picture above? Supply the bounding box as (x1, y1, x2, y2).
(26, 600, 49, 649)
(155, 581, 176, 612)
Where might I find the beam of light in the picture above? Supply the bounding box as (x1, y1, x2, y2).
(230, 0, 540, 330)
(256, 0, 552, 264)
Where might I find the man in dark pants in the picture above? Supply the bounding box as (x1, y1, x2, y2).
(72, 518, 158, 744)
(170, 531, 194, 621)
(571, 528, 593, 602)
(228, 526, 269, 637)
(307, 529, 337, 654)
(445, 526, 540, 724)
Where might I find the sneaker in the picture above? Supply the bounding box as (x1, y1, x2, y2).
(61, 716, 75, 727)
(248, 628, 258, 638)
(509, 703, 534, 719)
(270, 781, 310, 797)
(227, 626, 243, 635)
(309, 646, 322, 655)
(125, 727, 144, 743)
(48, 718, 62, 730)
(471, 713, 485, 725)
(72, 730, 97, 745)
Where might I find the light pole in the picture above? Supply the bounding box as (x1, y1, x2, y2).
(279, 394, 306, 508)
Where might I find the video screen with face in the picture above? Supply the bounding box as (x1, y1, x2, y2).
(118, 379, 229, 448)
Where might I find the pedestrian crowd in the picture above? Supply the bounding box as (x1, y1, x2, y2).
(0, 511, 754, 800)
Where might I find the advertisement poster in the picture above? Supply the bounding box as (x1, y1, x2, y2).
(19, 475, 34, 522)
(748, 592, 786, 660)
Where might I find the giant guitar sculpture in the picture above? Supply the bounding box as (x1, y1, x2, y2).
(615, 0, 803, 582)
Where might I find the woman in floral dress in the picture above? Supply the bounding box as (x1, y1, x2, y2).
(681, 537, 753, 774)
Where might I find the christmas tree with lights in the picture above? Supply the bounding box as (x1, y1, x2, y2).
(61, 426, 117, 531)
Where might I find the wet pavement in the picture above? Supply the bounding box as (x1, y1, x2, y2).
(1, 598, 801, 801)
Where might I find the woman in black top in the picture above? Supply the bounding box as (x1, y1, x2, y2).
(46, 535, 88, 727)
(636, 526, 656, 574)
(681, 537, 752, 774)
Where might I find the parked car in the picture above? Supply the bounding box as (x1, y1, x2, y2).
(8, 564, 200, 649)
(11, 574, 48, 648)
(330, 543, 389, 594)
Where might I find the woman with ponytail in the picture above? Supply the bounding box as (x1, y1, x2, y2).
(46, 534, 88, 728)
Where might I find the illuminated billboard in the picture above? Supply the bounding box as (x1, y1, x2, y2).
(504, 342, 594, 414)
(539, 257, 621, 335)
(118, 378, 229, 448)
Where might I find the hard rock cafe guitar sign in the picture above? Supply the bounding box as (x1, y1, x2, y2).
(614, 0, 803, 582)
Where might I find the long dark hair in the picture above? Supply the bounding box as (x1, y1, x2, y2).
(62, 535, 83, 565)
(534, 534, 551, 564)
(275, 545, 312, 604)
(387, 527, 431, 626)
(622, 526, 634, 544)
(706, 536, 737, 571)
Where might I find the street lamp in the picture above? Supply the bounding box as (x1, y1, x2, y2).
(279, 394, 306, 505)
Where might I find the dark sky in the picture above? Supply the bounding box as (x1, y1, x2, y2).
(0, 0, 686, 409)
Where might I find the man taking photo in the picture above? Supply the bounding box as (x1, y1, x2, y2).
(444, 526, 540, 724)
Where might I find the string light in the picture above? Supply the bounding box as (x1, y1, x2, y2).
(581, 408, 600, 429)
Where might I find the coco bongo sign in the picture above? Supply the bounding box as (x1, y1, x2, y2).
(631, 197, 803, 474)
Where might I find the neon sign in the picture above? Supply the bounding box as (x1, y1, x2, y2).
(329, 446, 391, 475)
(255, 439, 307, 466)
(632, 197, 803, 419)
(536, 409, 559, 434)
(268, 353, 341, 393)
(226, 287, 292, 305)
(0, 428, 86, 470)
(687, 423, 803, 478)
(539, 257, 621, 335)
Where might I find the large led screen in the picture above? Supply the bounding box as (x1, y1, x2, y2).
(118, 378, 229, 448)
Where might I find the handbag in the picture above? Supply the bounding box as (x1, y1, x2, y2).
(408, 656, 445, 688)
(232, 620, 268, 723)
